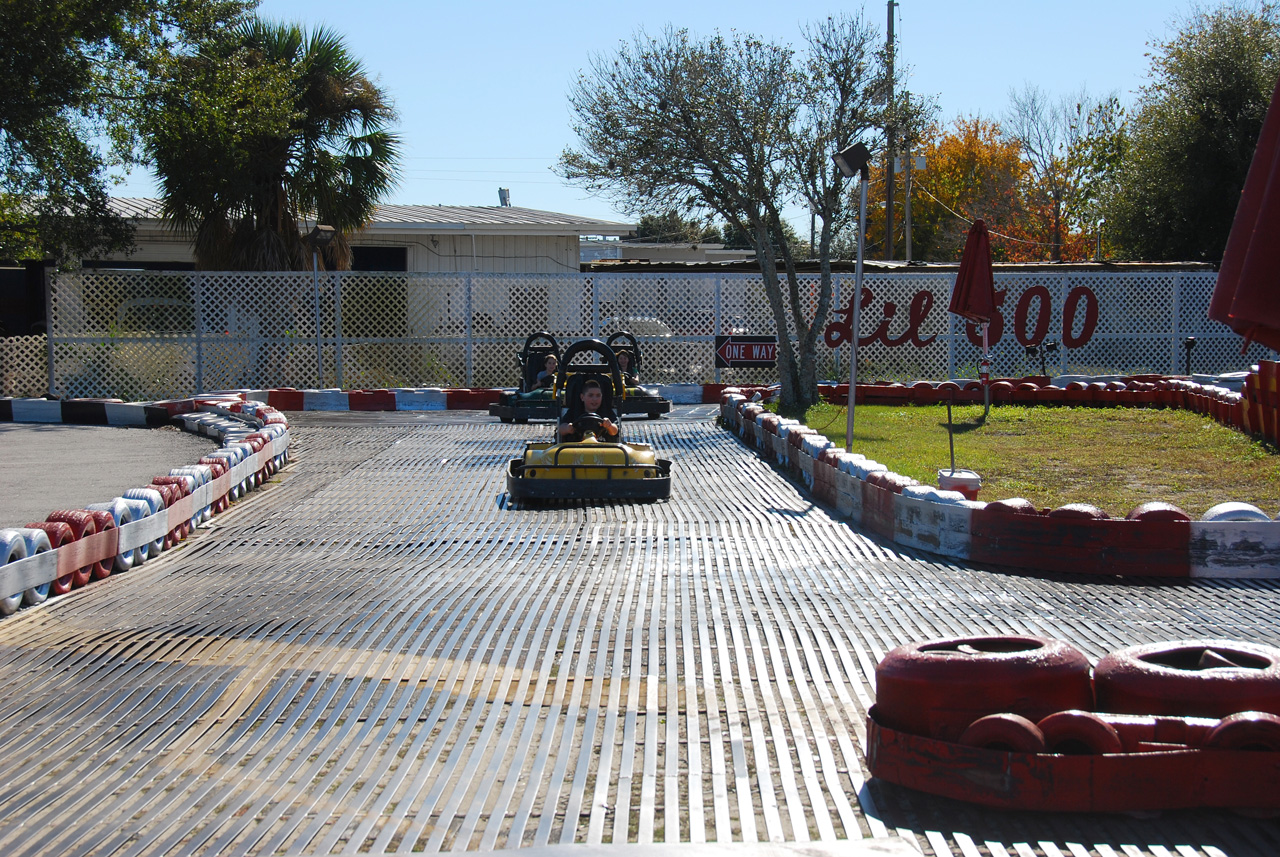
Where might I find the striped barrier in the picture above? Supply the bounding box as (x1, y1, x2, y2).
(0, 399, 291, 618)
(720, 382, 1280, 579)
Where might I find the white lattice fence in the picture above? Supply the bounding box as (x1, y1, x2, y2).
(47, 269, 1275, 399)
(0, 335, 48, 397)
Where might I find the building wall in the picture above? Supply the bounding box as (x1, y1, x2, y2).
(393, 233, 579, 274)
(94, 226, 581, 274)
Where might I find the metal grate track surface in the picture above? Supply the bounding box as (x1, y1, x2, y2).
(1, 409, 1278, 857)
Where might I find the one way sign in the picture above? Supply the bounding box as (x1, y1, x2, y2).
(714, 336, 778, 369)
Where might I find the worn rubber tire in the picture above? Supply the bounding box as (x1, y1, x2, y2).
(86, 510, 116, 580)
(958, 713, 1047, 753)
(0, 529, 28, 615)
(1037, 710, 1125, 755)
(1203, 711, 1280, 751)
(1095, 640, 1280, 718)
(45, 510, 97, 588)
(18, 528, 52, 605)
(26, 521, 74, 595)
(875, 635, 1093, 741)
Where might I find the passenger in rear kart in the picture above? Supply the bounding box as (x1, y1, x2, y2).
(615, 349, 638, 384)
(559, 379, 619, 440)
(535, 354, 558, 388)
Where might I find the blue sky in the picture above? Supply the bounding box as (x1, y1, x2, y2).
(116, 0, 1199, 230)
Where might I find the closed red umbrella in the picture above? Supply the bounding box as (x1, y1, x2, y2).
(1211, 76, 1280, 353)
(950, 219, 997, 414)
(950, 219, 996, 324)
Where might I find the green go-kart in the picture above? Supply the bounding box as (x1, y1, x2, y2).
(605, 331, 671, 420)
(489, 331, 561, 423)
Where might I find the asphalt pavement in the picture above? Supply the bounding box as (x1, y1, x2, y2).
(0, 423, 217, 528)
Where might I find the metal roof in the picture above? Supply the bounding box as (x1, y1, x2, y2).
(108, 198, 635, 236)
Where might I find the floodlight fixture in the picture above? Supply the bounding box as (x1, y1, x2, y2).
(832, 142, 871, 180)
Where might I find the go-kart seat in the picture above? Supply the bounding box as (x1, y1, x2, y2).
(522, 345, 558, 392)
(560, 371, 621, 440)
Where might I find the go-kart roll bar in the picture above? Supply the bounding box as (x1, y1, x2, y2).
(553, 339, 626, 403)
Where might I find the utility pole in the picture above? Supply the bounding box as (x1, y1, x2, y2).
(884, 0, 896, 261)
(904, 143, 913, 261)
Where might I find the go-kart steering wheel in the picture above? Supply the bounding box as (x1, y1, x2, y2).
(573, 412, 608, 438)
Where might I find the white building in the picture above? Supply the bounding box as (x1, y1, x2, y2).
(93, 199, 635, 274)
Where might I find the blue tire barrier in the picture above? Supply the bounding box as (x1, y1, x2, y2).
(171, 465, 214, 523)
(116, 497, 155, 563)
(0, 529, 28, 616)
(123, 488, 166, 558)
(86, 499, 136, 572)
(16, 527, 53, 605)
(1201, 502, 1271, 522)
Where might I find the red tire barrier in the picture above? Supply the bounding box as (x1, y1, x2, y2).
(151, 483, 183, 547)
(24, 521, 75, 595)
(151, 476, 194, 539)
(865, 470, 917, 494)
(1095, 640, 1280, 719)
(990, 381, 1015, 402)
(86, 510, 116, 579)
(982, 498, 1041, 516)
(1127, 502, 1192, 522)
(875, 635, 1094, 741)
(1037, 710, 1125, 755)
(44, 510, 98, 588)
(958, 713, 1047, 753)
(1203, 711, 1280, 751)
(1048, 503, 1110, 520)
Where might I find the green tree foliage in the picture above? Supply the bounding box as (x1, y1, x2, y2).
(1005, 86, 1123, 260)
(559, 17, 891, 408)
(144, 20, 401, 270)
(0, 0, 254, 263)
(1105, 3, 1280, 261)
(633, 210, 721, 243)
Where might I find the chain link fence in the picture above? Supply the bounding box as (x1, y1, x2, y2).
(16, 268, 1273, 400)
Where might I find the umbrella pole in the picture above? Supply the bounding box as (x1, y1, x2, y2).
(947, 397, 956, 473)
(845, 174, 867, 453)
(981, 322, 991, 420)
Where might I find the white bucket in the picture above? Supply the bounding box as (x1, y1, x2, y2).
(938, 468, 982, 501)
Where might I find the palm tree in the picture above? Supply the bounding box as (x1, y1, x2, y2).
(146, 19, 400, 270)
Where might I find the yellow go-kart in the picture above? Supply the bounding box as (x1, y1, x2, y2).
(506, 339, 672, 501)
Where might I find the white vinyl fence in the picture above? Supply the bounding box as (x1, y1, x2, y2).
(19, 268, 1275, 401)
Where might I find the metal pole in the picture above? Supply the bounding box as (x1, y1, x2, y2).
(904, 145, 913, 261)
(193, 272, 204, 394)
(884, 0, 896, 261)
(332, 271, 344, 390)
(713, 275, 722, 385)
(464, 272, 474, 387)
(846, 175, 867, 452)
(43, 263, 56, 397)
(313, 248, 324, 387)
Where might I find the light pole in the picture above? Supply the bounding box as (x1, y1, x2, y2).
(305, 224, 336, 388)
(832, 142, 871, 453)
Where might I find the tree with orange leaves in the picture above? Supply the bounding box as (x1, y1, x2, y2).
(864, 116, 1045, 262)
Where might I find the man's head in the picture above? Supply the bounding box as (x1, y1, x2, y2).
(580, 379, 604, 412)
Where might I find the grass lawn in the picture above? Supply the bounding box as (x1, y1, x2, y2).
(793, 402, 1280, 519)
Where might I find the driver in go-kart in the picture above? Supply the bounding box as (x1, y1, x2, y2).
(559, 379, 619, 441)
